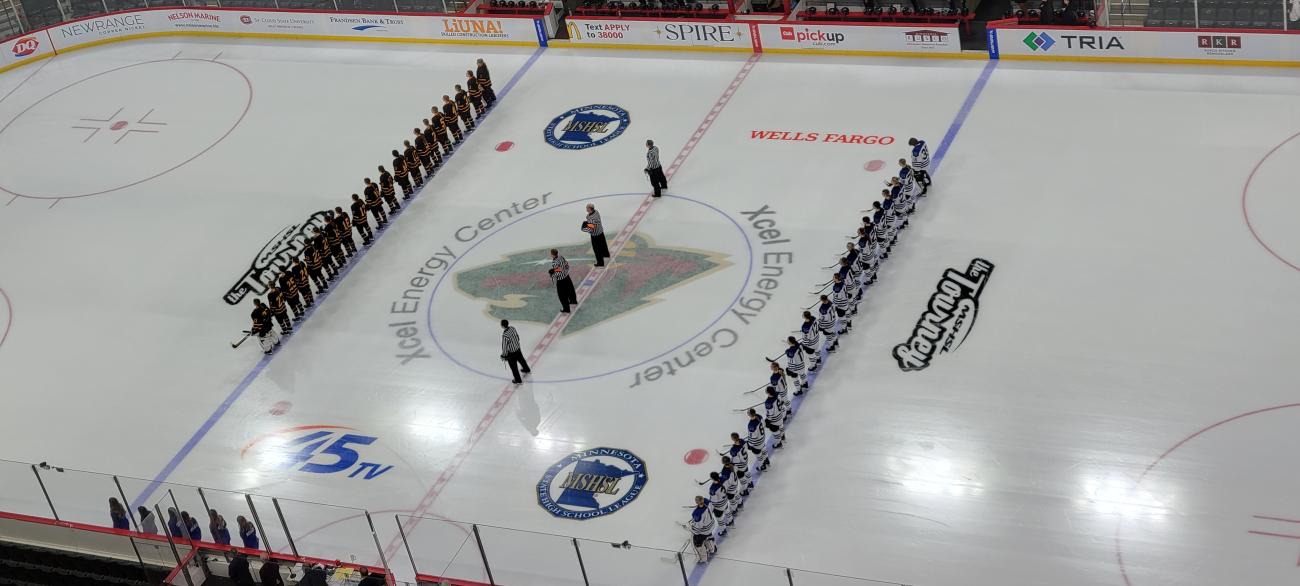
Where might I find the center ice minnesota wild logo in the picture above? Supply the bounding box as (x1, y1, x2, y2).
(455, 233, 730, 333)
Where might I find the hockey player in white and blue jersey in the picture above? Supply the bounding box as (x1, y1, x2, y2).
(724, 433, 752, 496)
(879, 190, 898, 254)
(769, 361, 790, 399)
(816, 295, 838, 353)
(687, 496, 717, 562)
(831, 273, 857, 332)
(707, 472, 733, 535)
(899, 159, 922, 216)
(908, 137, 931, 191)
(780, 336, 808, 393)
(746, 409, 769, 471)
(854, 226, 879, 287)
(799, 312, 821, 372)
(720, 457, 741, 514)
(888, 178, 908, 232)
(764, 387, 787, 449)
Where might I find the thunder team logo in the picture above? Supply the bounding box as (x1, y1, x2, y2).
(544, 105, 630, 150)
(537, 447, 647, 519)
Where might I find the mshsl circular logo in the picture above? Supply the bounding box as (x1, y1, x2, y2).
(544, 105, 631, 150)
(537, 447, 647, 520)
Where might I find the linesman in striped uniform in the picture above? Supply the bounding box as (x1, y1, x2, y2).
(582, 204, 610, 267)
(548, 249, 578, 313)
(908, 137, 931, 189)
(500, 319, 531, 385)
(644, 139, 667, 197)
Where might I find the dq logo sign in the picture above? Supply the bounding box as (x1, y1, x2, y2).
(544, 105, 630, 150)
(537, 447, 648, 519)
(11, 37, 39, 58)
(240, 425, 395, 481)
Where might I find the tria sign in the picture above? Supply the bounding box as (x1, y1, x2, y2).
(1023, 31, 1125, 51)
(894, 258, 995, 372)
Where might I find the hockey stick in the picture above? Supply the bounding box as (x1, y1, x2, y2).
(231, 330, 252, 349)
(732, 401, 764, 413)
(808, 282, 832, 296)
(694, 478, 711, 486)
(741, 382, 768, 395)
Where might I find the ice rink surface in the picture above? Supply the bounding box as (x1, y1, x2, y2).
(1, 35, 1299, 586)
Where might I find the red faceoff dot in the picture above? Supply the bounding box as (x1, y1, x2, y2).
(684, 449, 709, 465)
(269, 401, 291, 416)
(864, 159, 885, 172)
(110, 121, 128, 131)
(495, 141, 514, 152)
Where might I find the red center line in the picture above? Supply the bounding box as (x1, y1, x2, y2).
(1253, 515, 1300, 525)
(383, 53, 761, 560)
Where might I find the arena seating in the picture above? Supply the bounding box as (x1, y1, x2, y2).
(479, 0, 550, 15)
(1145, 0, 1285, 28)
(0, 540, 165, 586)
(573, 0, 731, 19)
(795, 0, 973, 28)
(1004, 0, 1096, 25)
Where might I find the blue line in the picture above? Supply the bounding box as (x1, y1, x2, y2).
(930, 59, 997, 176)
(689, 61, 997, 586)
(131, 46, 548, 510)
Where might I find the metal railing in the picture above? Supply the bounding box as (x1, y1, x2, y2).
(0, 457, 909, 585)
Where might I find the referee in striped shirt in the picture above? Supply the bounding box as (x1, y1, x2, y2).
(549, 248, 578, 313)
(583, 204, 609, 267)
(645, 139, 667, 198)
(500, 319, 530, 384)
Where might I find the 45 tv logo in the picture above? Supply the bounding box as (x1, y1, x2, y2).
(241, 425, 395, 481)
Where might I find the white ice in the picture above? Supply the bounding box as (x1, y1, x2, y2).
(1, 37, 1299, 586)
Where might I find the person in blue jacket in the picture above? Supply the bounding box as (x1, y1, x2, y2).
(237, 516, 259, 550)
(108, 498, 130, 530)
(166, 508, 184, 538)
(208, 510, 231, 545)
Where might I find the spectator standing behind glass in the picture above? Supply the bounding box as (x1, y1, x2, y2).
(181, 511, 202, 541)
(228, 553, 256, 586)
(259, 553, 285, 586)
(166, 508, 183, 537)
(1039, 0, 1054, 23)
(237, 516, 259, 550)
(109, 498, 129, 530)
(138, 507, 157, 534)
(209, 510, 231, 545)
(1057, 0, 1076, 24)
